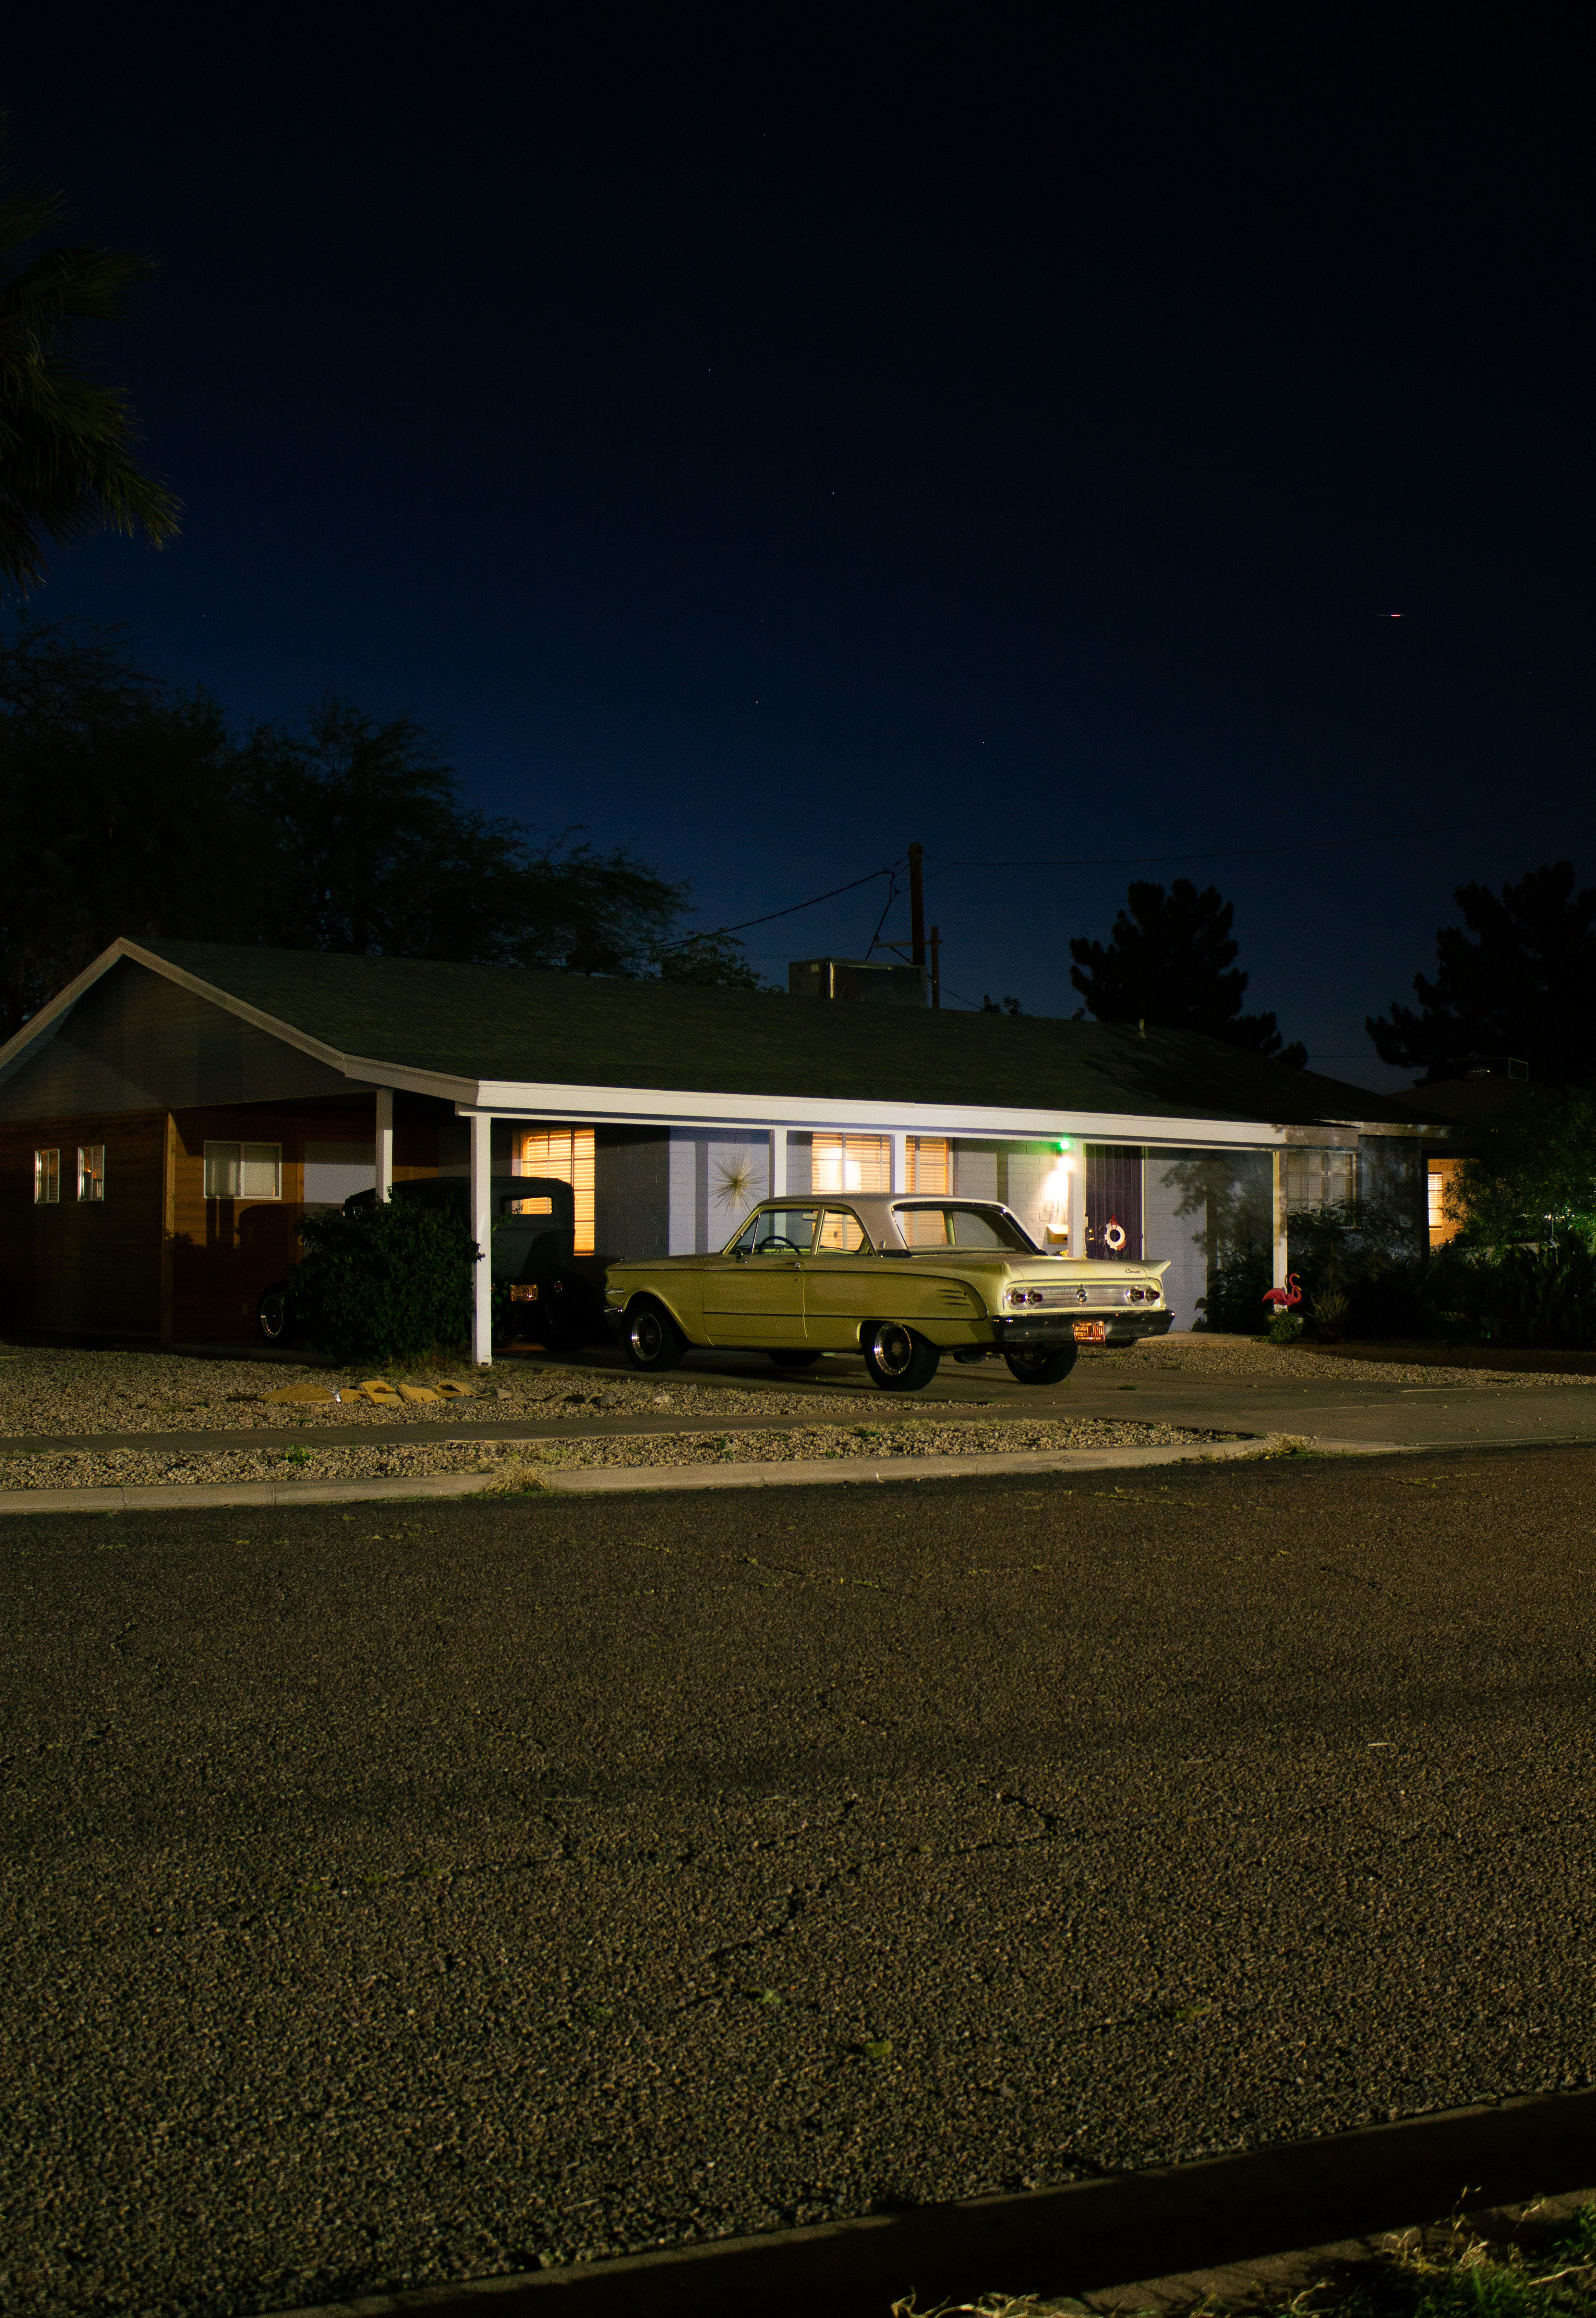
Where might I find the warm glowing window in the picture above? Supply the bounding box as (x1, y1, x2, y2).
(33, 1148, 60, 1204)
(1427, 1159, 1463, 1247)
(812, 1134, 890, 1194)
(204, 1141, 281, 1198)
(522, 1127, 595, 1254)
(77, 1145, 105, 1202)
(816, 1207, 871, 1251)
(906, 1136, 950, 1193)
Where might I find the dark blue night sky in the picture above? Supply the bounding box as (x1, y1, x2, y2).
(6, 12, 1592, 1087)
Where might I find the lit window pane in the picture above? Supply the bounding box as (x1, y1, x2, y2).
(813, 1134, 890, 1193)
(77, 1145, 105, 1201)
(240, 1144, 281, 1198)
(33, 1148, 60, 1204)
(523, 1127, 595, 1254)
(204, 1142, 240, 1197)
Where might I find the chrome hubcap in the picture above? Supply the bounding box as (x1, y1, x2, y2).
(631, 1311, 664, 1359)
(871, 1323, 913, 1376)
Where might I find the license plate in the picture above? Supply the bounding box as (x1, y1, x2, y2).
(1072, 1320, 1107, 1343)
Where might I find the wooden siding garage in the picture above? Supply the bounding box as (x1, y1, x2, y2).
(166, 1100, 439, 1345)
(0, 1109, 169, 1342)
(0, 1097, 441, 1347)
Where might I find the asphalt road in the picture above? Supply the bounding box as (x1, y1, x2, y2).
(4, 1446, 1595, 2316)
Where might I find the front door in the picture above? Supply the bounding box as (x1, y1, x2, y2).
(701, 1204, 820, 1344)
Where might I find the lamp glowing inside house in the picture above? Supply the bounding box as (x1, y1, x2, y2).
(1038, 1154, 1075, 1250)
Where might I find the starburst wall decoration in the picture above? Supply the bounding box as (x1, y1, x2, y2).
(713, 1152, 760, 1214)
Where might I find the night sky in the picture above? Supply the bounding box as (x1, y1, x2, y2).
(6, 13, 1591, 1090)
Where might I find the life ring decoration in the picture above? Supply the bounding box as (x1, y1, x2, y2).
(1102, 1214, 1128, 1252)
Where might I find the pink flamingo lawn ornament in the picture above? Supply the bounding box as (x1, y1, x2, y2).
(1261, 1273, 1303, 1313)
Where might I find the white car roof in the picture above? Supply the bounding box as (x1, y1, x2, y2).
(757, 1191, 1027, 1250)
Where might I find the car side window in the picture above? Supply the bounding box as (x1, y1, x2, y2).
(816, 1207, 871, 1252)
(728, 1207, 821, 1254)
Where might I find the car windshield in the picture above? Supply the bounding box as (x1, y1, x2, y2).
(893, 1201, 1038, 1252)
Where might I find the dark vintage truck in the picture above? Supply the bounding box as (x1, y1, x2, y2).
(255, 1174, 602, 1350)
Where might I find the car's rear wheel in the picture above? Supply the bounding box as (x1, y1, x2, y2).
(623, 1298, 685, 1371)
(861, 1321, 941, 1391)
(1003, 1345, 1078, 1385)
(769, 1349, 822, 1368)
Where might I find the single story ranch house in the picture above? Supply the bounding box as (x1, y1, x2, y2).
(0, 939, 1441, 1363)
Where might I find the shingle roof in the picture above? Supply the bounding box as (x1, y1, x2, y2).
(135, 939, 1427, 1129)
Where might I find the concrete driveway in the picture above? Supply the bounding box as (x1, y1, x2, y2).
(4, 1445, 1595, 2315)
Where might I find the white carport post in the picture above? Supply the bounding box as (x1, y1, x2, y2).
(1271, 1148, 1290, 1291)
(1067, 1156, 1084, 1257)
(769, 1127, 789, 1200)
(469, 1112, 493, 1366)
(889, 1129, 908, 1193)
(374, 1088, 393, 1201)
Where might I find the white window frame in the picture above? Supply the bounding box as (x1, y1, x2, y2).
(77, 1145, 105, 1202)
(1284, 1149, 1359, 1215)
(33, 1147, 60, 1205)
(203, 1141, 283, 1200)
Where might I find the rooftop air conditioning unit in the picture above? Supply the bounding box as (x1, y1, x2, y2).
(788, 958, 927, 1006)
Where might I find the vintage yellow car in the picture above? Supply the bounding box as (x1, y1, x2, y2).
(604, 1194, 1172, 1390)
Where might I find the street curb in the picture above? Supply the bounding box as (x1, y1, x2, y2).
(257, 2088, 1596, 2318)
(0, 1431, 1415, 1516)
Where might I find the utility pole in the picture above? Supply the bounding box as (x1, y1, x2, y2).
(929, 924, 941, 1008)
(908, 842, 926, 972)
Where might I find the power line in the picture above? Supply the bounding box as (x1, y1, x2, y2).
(923, 796, 1596, 878)
(660, 861, 901, 950)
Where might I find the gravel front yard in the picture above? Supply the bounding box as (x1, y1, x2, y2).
(0, 1347, 885, 1436)
(0, 1413, 1231, 1491)
(0, 1333, 1588, 1446)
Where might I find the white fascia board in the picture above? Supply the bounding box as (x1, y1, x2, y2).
(458, 1081, 1337, 1151)
(1321, 1116, 1441, 1138)
(339, 1052, 478, 1103)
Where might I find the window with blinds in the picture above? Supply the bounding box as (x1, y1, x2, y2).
(906, 1136, 950, 1193)
(204, 1141, 281, 1198)
(522, 1127, 595, 1253)
(812, 1134, 891, 1194)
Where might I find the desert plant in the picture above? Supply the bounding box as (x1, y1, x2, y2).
(1267, 1310, 1305, 1344)
(286, 1199, 480, 1365)
(1310, 1284, 1350, 1335)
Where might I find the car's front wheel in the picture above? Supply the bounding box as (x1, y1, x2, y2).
(623, 1298, 685, 1371)
(861, 1321, 941, 1391)
(1003, 1344, 1078, 1385)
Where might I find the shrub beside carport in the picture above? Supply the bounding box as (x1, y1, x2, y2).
(287, 1200, 479, 1366)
